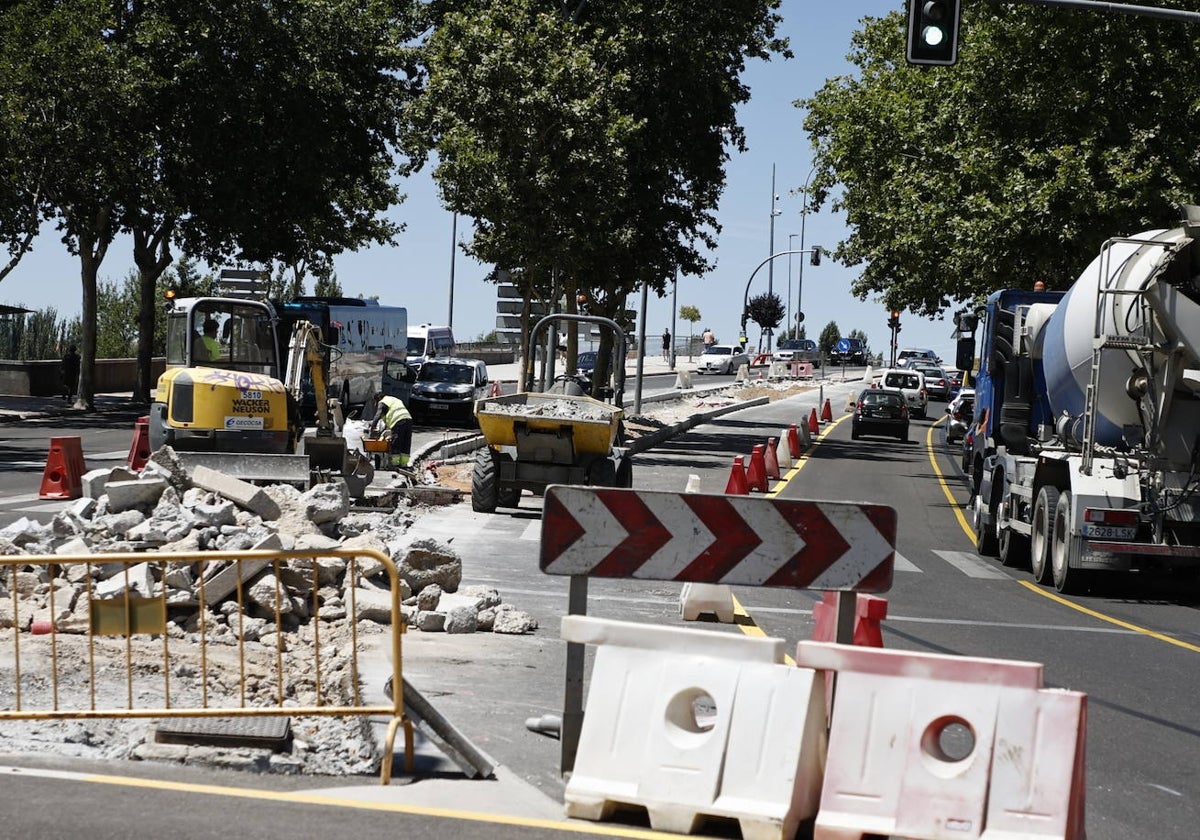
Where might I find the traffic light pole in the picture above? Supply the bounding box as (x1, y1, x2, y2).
(1015, 0, 1200, 23)
(741, 248, 822, 350)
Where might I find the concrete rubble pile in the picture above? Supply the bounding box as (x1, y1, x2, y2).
(0, 447, 538, 639)
(479, 397, 616, 422)
(0, 447, 537, 775)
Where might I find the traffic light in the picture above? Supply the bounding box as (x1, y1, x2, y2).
(887, 311, 900, 331)
(906, 0, 962, 66)
(810, 246, 822, 267)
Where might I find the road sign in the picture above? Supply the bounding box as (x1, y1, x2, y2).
(541, 487, 895, 592)
(836, 338, 851, 353)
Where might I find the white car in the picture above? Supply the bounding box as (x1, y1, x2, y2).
(879, 368, 928, 419)
(696, 344, 751, 375)
(945, 388, 976, 442)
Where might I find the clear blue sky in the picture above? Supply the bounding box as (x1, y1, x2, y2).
(4, 2, 961, 361)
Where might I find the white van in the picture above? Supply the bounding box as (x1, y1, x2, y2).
(406, 324, 456, 372)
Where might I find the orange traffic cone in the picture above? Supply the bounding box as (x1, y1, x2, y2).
(39, 436, 84, 500)
(808, 407, 820, 436)
(821, 398, 833, 423)
(746, 444, 768, 492)
(126, 416, 151, 472)
(724, 456, 749, 495)
(765, 437, 781, 480)
(787, 424, 802, 459)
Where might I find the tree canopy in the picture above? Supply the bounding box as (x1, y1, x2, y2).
(799, 3, 1200, 317)
(410, 0, 789, 379)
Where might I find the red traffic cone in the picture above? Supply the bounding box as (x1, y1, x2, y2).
(488, 380, 502, 397)
(39, 436, 84, 500)
(765, 437, 781, 480)
(808, 407, 820, 436)
(126, 415, 151, 472)
(724, 455, 749, 495)
(746, 444, 768, 492)
(787, 424, 802, 459)
(821, 398, 833, 423)
(810, 592, 888, 648)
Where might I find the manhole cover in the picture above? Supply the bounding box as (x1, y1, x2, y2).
(155, 716, 292, 751)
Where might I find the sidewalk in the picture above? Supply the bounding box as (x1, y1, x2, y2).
(0, 393, 141, 422)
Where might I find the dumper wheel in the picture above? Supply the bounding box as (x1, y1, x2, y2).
(616, 457, 633, 488)
(588, 457, 617, 487)
(471, 448, 499, 513)
(497, 486, 521, 508)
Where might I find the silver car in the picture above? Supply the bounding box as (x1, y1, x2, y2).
(696, 344, 751, 374)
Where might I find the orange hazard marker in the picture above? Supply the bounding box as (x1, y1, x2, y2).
(39, 436, 84, 500)
(811, 592, 888, 648)
(787, 424, 802, 459)
(126, 416, 151, 472)
(820, 398, 833, 424)
(488, 381, 502, 397)
(808, 407, 820, 436)
(724, 456, 749, 495)
(746, 445, 768, 492)
(764, 437, 781, 480)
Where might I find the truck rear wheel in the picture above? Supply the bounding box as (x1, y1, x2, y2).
(1031, 485, 1059, 585)
(497, 486, 521, 508)
(973, 493, 998, 557)
(471, 448, 499, 513)
(588, 457, 617, 487)
(1051, 489, 1087, 594)
(998, 525, 1029, 568)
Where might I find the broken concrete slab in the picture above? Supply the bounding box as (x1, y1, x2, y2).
(190, 466, 281, 521)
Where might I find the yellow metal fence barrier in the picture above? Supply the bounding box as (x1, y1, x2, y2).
(0, 548, 413, 784)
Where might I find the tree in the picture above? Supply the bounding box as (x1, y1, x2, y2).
(818, 321, 841, 358)
(679, 304, 701, 359)
(411, 0, 789, 386)
(314, 269, 343, 298)
(746, 291, 784, 352)
(799, 5, 1200, 317)
(0, 1, 423, 406)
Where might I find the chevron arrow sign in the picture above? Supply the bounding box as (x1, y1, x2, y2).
(540, 487, 896, 592)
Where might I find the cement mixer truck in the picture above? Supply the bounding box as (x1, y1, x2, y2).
(964, 205, 1200, 593)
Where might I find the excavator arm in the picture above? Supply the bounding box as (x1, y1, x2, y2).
(284, 320, 335, 435)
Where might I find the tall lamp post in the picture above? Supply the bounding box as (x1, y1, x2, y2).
(796, 165, 816, 333)
(787, 233, 798, 338)
(766, 164, 782, 351)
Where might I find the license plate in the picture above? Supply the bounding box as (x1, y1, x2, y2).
(430, 403, 448, 410)
(1082, 525, 1136, 540)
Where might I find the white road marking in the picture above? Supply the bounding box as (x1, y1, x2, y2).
(933, 549, 1011, 579)
(892, 551, 922, 573)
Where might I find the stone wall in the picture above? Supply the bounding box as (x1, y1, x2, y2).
(0, 358, 165, 397)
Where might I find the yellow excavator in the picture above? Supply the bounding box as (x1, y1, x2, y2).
(149, 294, 373, 494)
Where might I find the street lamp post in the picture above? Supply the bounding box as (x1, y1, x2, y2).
(766, 164, 782, 352)
(796, 165, 816, 334)
(787, 233, 798, 339)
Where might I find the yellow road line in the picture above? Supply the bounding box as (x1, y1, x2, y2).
(1015, 580, 1200, 653)
(75, 770, 692, 838)
(926, 414, 1198, 654)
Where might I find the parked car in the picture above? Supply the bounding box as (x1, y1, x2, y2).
(407, 357, 490, 426)
(696, 344, 751, 375)
(879, 368, 928, 418)
(851, 387, 910, 442)
(915, 365, 952, 401)
(945, 387, 975, 443)
(774, 338, 821, 367)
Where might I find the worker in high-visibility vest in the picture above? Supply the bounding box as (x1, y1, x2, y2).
(370, 391, 413, 470)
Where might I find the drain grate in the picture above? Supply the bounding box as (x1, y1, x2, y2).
(155, 716, 292, 751)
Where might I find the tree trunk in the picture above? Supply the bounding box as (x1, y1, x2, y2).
(132, 220, 174, 404)
(73, 207, 113, 412)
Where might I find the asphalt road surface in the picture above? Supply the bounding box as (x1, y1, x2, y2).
(1, 380, 1195, 839)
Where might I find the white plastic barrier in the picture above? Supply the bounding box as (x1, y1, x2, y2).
(678, 582, 735, 622)
(796, 641, 1087, 840)
(563, 616, 827, 840)
(674, 369, 694, 390)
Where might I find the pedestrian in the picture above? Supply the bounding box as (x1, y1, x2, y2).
(702, 327, 715, 348)
(661, 328, 671, 362)
(1034, 280, 1048, 291)
(370, 390, 413, 471)
(61, 344, 81, 403)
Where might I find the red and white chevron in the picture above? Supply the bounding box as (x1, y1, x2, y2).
(540, 487, 895, 592)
